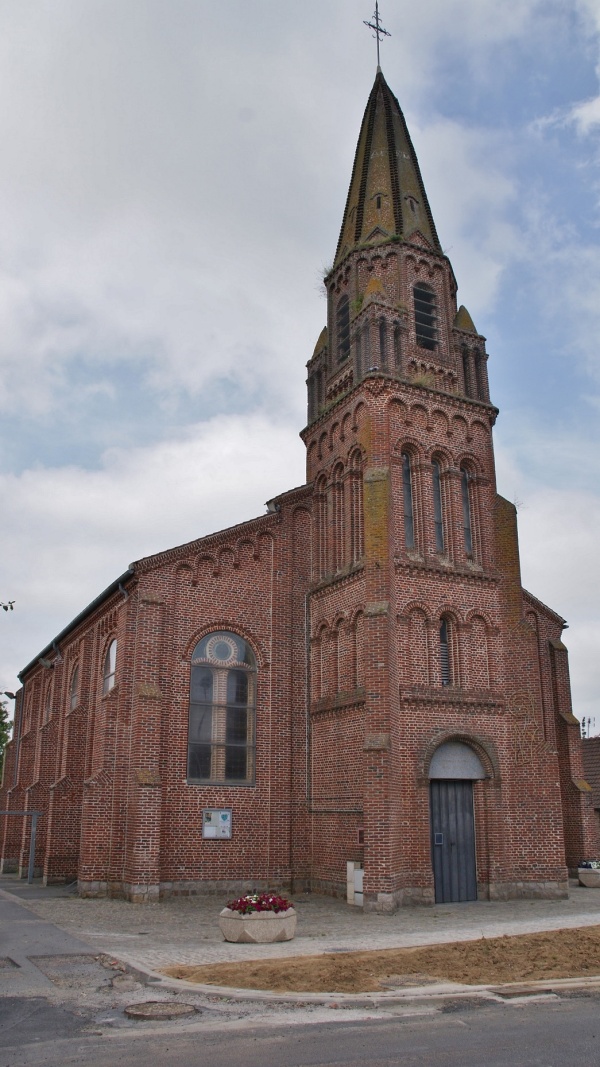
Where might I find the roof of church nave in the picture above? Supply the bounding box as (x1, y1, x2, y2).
(333, 69, 442, 269)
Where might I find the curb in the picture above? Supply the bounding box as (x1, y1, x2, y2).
(115, 953, 600, 1009)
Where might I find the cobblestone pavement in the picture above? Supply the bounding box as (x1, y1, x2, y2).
(3, 876, 600, 975)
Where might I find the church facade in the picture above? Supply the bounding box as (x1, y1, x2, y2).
(1, 71, 597, 910)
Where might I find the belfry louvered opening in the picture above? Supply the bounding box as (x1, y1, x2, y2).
(413, 283, 438, 350)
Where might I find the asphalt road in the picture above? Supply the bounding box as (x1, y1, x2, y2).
(1, 994, 600, 1067)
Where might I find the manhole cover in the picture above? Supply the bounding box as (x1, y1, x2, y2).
(124, 1001, 198, 1021)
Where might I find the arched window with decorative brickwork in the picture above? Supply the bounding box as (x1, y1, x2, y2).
(102, 639, 117, 695)
(413, 283, 438, 350)
(349, 451, 364, 564)
(188, 631, 256, 785)
(332, 463, 345, 572)
(337, 295, 350, 363)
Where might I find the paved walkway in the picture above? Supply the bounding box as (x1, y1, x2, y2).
(3, 875, 600, 976)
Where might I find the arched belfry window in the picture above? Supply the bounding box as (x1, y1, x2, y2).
(102, 639, 117, 695)
(188, 631, 256, 784)
(413, 283, 437, 350)
(337, 295, 350, 363)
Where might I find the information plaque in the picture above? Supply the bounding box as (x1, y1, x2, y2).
(202, 808, 232, 839)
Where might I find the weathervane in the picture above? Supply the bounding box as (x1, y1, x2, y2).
(363, 3, 391, 70)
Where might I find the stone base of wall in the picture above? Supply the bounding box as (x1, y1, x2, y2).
(0, 858, 18, 873)
(44, 873, 77, 886)
(363, 885, 435, 913)
(488, 880, 569, 901)
(78, 877, 294, 902)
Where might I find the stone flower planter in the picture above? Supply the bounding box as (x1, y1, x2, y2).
(578, 868, 600, 888)
(218, 906, 297, 944)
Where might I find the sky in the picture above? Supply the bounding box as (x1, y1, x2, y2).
(1, 0, 599, 730)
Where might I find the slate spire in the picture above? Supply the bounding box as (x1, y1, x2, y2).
(334, 71, 442, 268)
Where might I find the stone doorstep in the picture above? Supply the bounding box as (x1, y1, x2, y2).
(116, 955, 600, 1009)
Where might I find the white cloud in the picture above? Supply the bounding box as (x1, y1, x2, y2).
(0, 414, 306, 691)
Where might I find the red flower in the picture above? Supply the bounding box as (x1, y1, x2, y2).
(226, 892, 293, 914)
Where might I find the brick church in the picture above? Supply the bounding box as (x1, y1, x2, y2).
(1, 69, 597, 910)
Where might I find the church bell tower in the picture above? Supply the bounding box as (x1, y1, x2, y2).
(301, 68, 595, 911)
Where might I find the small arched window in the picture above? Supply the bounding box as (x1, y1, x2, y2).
(70, 665, 79, 711)
(337, 295, 350, 363)
(440, 618, 451, 686)
(188, 632, 256, 784)
(431, 459, 444, 553)
(402, 451, 415, 550)
(461, 467, 473, 556)
(102, 639, 117, 695)
(413, 283, 437, 350)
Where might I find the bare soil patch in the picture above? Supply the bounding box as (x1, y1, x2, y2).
(163, 925, 600, 993)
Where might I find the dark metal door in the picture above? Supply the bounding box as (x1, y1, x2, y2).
(430, 780, 477, 903)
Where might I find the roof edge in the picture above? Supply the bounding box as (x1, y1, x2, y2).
(18, 569, 135, 681)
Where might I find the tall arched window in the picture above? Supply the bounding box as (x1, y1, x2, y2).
(70, 665, 80, 711)
(461, 467, 473, 556)
(413, 283, 437, 350)
(474, 352, 486, 401)
(43, 683, 53, 724)
(462, 350, 473, 398)
(332, 463, 345, 572)
(440, 618, 451, 686)
(393, 322, 402, 372)
(102, 639, 117, 695)
(349, 451, 364, 563)
(431, 459, 444, 553)
(316, 475, 328, 579)
(378, 317, 387, 370)
(337, 295, 350, 362)
(188, 631, 256, 784)
(402, 451, 415, 549)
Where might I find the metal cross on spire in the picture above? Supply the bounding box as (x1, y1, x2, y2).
(363, 2, 391, 71)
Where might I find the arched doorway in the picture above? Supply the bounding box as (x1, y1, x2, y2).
(429, 741, 486, 904)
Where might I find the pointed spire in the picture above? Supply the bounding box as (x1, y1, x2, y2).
(333, 71, 441, 269)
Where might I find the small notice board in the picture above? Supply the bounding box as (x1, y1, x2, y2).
(202, 808, 232, 839)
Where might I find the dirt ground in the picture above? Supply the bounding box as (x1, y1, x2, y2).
(163, 925, 600, 993)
